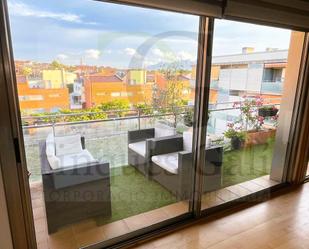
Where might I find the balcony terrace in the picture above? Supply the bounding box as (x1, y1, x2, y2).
(23, 103, 280, 248)
(260, 81, 283, 95)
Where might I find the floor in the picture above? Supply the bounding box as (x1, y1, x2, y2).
(31, 175, 278, 249)
(133, 182, 309, 249)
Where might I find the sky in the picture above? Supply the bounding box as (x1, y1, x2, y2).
(8, 0, 292, 69)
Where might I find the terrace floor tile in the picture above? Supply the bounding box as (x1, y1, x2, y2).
(29, 174, 278, 248)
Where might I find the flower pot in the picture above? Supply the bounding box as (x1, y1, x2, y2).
(231, 137, 243, 150)
(258, 108, 278, 117)
(269, 108, 278, 117)
(245, 129, 276, 147)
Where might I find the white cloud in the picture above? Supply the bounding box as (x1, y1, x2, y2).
(124, 48, 136, 56)
(177, 51, 195, 61)
(85, 49, 101, 59)
(104, 49, 112, 54)
(57, 54, 68, 60)
(150, 48, 195, 62)
(152, 48, 164, 57)
(8, 1, 97, 24)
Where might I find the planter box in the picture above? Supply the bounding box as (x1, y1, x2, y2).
(258, 108, 278, 117)
(245, 129, 276, 147)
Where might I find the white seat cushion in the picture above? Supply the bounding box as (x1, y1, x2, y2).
(128, 141, 146, 157)
(57, 149, 98, 168)
(55, 134, 83, 156)
(151, 152, 179, 174)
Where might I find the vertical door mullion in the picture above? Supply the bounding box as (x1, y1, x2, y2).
(191, 16, 215, 217)
(0, 0, 37, 248)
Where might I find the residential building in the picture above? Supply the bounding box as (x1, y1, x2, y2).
(70, 79, 85, 109)
(17, 75, 69, 113)
(127, 69, 147, 84)
(42, 69, 77, 88)
(212, 48, 287, 102)
(98, 67, 117, 76)
(84, 74, 153, 107)
(1, 1, 309, 249)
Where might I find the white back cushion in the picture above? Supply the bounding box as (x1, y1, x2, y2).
(154, 123, 175, 138)
(183, 131, 193, 152)
(55, 134, 83, 156)
(47, 155, 60, 170)
(183, 132, 212, 152)
(206, 135, 212, 148)
(46, 133, 55, 157)
(59, 149, 98, 168)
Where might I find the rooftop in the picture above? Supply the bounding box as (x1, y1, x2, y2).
(212, 49, 288, 65)
(85, 74, 123, 83)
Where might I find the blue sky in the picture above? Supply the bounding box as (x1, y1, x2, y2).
(8, 0, 292, 68)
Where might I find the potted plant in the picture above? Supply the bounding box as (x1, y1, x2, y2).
(258, 105, 279, 117)
(232, 96, 276, 147)
(224, 123, 246, 150)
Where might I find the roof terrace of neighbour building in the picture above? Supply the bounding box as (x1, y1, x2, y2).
(212, 49, 288, 65)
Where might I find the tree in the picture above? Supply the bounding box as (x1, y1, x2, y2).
(155, 62, 190, 127)
(21, 67, 32, 78)
(134, 103, 154, 115)
(50, 60, 65, 70)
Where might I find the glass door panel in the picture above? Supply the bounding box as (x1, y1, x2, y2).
(201, 19, 304, 210)
(7, 0, 200, 247)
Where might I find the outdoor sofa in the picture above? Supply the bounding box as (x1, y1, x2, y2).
(40, 133, 111, 233)
(148, 131, 223, 200)
(127, 123, 176, 177)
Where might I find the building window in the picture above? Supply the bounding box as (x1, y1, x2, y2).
(263, 68, 284, 82)
(121, 92, 133, 97)
(111, 92, 120, 97)
(19, 95, 44, 101)
(48, 94, 60, 98)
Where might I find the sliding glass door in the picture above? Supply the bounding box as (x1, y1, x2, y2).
(200, 19, 305, 210)
(6, 0, 202, 247)
(2, 0, 308, 248)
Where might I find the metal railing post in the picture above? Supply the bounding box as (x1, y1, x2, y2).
(138, 109, 141, 130)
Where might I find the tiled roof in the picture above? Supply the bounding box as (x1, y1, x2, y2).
(177, 75, 190, 81)
(87, 75, 123, 83)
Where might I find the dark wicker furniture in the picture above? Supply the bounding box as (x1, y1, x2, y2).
(148, 136, 223, 200)
(40, 137, 111, 233)
(128, 128, 155, 177)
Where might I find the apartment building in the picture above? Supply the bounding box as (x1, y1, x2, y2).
(212, 48, 287, 103)
(42, 69, 77, 88)
(127, 69, 147, 84)
(1, 1, 309, 249)
(84, 74, 153, 107)
(16, 75, 69, 113)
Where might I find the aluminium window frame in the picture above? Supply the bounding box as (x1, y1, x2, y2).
(0, 1, 308, 249)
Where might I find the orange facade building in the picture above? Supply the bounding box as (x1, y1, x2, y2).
(17, 75, 69, 113)
(84, 74, 153, 108)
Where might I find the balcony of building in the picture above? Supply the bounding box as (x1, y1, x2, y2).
(23, 102, 280, 248)
(260, 81, 284, 95)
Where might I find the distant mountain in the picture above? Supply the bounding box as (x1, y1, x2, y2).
(146, 60, 195, 71)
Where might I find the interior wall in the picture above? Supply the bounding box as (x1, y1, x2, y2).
(270, 31, 306, 181)
(0, 163, 13, 249)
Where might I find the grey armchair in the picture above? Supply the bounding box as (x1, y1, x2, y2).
(127, 124, 176, 177)
(148, 132, 223, 200)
